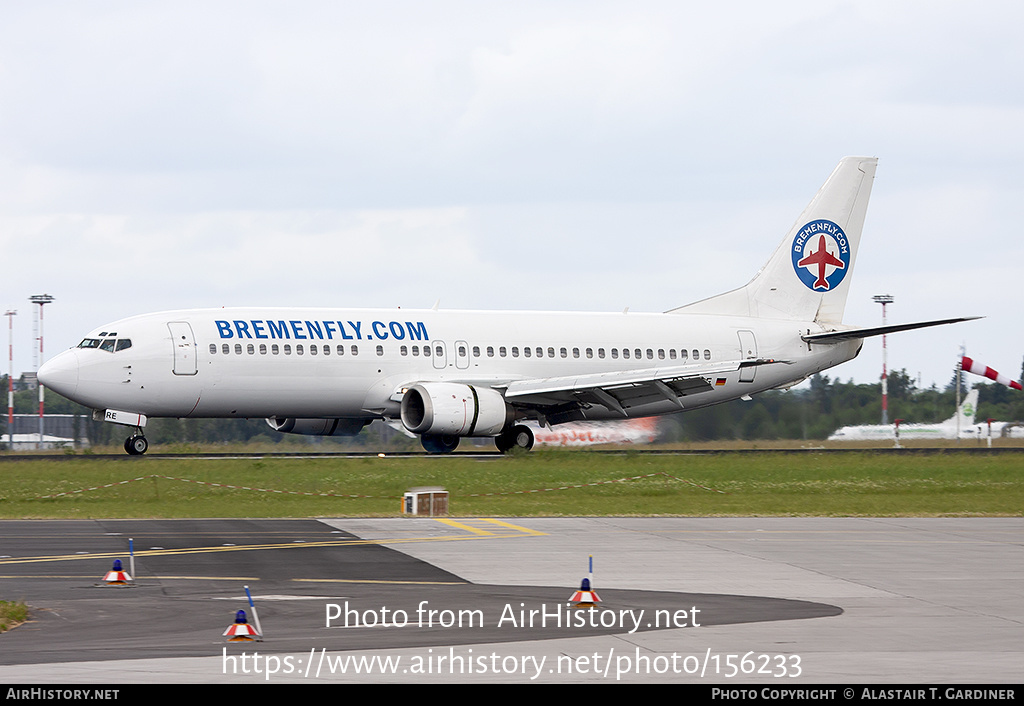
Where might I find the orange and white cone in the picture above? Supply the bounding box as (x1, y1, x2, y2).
(103, 559, 132, 585)
(224, 610, 260, 641)
(569, 577, 601, 607)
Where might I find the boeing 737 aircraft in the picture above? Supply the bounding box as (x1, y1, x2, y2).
(38, 157, 975, 454)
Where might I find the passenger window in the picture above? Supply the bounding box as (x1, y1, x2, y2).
(272, 344, 280, 355)
(376, 345, 384, 356)
(598, 348, 605, 359)
(536, 347, 542, 357)
(223, 344, 230, 355)
(680, 349, 688, 360)
(646, 349, 653, 359)
(234, 344, 242, 355)
(669, 349, 676, 360)
(351, 345, 359, 356)
(296, 345, 304, 355)
(586, 348, 593, 359)
(692, 349, 699, 360)
(209, 344, 217, 354)
(704, 349, 712, 360)
(283, 344, 292, 355)
(623, 349, 630, 359)
(512, 347, 519, 358)
(310, 345, 318, 356)
(547, 347, 554, 358)
(572, 347, 580, 359)
(336, 345, 344, 355)
(560, 347, 567, 358)
(487, 346, 495, 357)
(473, 346, 481, 357)
(260, 344, 267, 355)
(612, 348, 619, 359)
(247, 344, 255, 355)
(500, 346, 507, 357)
(524, 347, 531, 358)
(401, 345, 408, 356)
(323, 345, 330, 355)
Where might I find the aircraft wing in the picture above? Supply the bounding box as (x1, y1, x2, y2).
(802, 317, 980, 343)
(499, 358, 782, 422)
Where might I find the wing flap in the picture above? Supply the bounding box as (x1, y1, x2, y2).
(503, 359, 781, 415)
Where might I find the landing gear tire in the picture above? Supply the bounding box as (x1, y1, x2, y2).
(496, 424, 534, 453)
(125, 435, 148, 456)
(421, 434, 460, 454)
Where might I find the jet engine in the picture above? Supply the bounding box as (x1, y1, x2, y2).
(400, 383, 513, 437)
(266, 417, 369, 436)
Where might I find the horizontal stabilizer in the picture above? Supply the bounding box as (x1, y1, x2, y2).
(802, 317, 981, 344)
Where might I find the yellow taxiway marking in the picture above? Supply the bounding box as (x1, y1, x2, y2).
(0, 521, 545, 567)
(0, 574, 258, 581)
(294, 578, 466, 585)
(433, 519, 495, 535)
(432, 518, 546, 536)
(475, 518, 547, 536)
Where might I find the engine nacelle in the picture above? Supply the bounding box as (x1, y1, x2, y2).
(266, 417, 369, 436)
(400, 383, 513, 437)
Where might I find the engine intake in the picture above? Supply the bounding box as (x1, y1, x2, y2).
(400, 383, 512, 437)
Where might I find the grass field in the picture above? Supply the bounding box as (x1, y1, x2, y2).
(1, 449, 1021, 518)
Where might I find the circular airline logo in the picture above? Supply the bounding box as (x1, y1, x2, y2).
(791, 219, 851, 291)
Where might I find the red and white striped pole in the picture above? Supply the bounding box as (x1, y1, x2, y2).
(5, 310, 14, 450)
(873, 295, 894, 424)
(30, 295, 54, 450)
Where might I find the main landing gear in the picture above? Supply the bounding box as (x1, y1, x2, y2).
(494, 424, 535, 453)
(124, 431, 148, 456)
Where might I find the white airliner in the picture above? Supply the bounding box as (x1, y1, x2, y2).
(38, 157, 975, 455)
(828, 388, 981, 441)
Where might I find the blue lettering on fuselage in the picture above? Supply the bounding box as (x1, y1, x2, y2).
(214, 319, 428, 342)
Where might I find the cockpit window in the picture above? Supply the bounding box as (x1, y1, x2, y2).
(78, 337, 132, 352)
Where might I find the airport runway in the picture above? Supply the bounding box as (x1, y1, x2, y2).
(0, 517, 1020, 683)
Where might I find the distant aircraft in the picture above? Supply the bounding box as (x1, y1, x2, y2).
(38, 157, 976, 454)
(828, 389, 980, 441)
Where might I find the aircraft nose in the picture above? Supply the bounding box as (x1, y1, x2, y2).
(38, 349, 79, 399)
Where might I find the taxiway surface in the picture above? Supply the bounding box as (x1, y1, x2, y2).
(0, 517, 1019, 683)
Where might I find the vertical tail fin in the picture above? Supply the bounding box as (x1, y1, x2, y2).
(949, 388, 979, 426)
(671, 156, 877, 323)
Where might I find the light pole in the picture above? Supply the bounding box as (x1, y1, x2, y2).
(873, 295, 894, 425)
(30, 294, 55, 449)
(4, 310, 14, 451)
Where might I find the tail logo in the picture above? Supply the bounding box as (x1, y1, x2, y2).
(791, 219, 851, 291)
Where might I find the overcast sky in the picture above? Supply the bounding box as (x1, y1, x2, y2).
(2, 1, 1021, 390)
